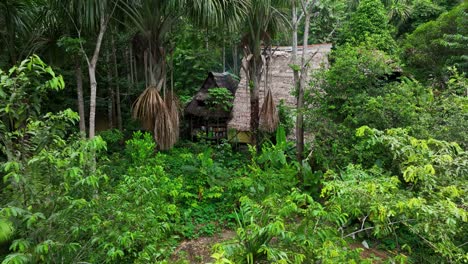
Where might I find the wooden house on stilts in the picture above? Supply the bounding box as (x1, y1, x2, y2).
(185, 44, 332, 144)
(185, 72, 239, 142)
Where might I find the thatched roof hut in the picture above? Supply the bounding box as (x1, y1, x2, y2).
(185, 72, 239, 118)
(227, 44, 332, 143)
(185, 72, 239, 141)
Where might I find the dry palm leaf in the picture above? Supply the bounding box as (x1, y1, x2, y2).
(153, 106, 175, 151)
(259, 89, 279, 133)
(132, 85, 177, 150)
(132, 86, 165, 131)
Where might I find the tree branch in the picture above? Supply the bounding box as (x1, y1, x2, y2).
(457, 241, 468, 248)
(90, 0, 119, 67)
(303, 50, 319, 70)
(343, 220, 414, 239)
(62, 5, 90, 66)
(90, 16, 107, 67)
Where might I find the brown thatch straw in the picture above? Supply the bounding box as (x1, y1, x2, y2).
(228, 44, 333, 136)
(132, 85, 177, 150)
(132, 86, 164, 131)
(259, 89, 279, 133)
(165, 91, 180, 141)
(153, 106, 175, 150)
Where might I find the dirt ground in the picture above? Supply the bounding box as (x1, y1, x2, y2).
(349, 242, 391, 263)
(171, 231, 391, 264)
(171, 230, 236, 263)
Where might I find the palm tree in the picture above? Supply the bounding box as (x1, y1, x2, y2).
(240, 0, 289, 146)
(0, 0, 34, 65)
(384, 0, 412, 26)
(126, 0, 247, 150)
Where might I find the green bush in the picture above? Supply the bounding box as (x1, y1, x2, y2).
(212, 190, 365, 264)
(322, 127, 467, 263)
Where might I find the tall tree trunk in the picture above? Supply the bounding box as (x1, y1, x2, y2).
(112, 34, 122, 131)
(233, 45, 238, 75)
(129, 45, 134, 85)
(144, 49, 148, 87)
(249, 60, 262, 147)
(296, 1, 311, 163)
(162, 50, 167, 97)
(106, 50, 114, 129)
(75, 61, 86, 135)
(205, 28, 209, 50)
(222, 37, 226, 72)
(133, 45, 138, 84)
(88, 16, 108, 139)
(292, 1, 300, 90)
(89, 65, 98, 138)
(170, 52, 174, 93)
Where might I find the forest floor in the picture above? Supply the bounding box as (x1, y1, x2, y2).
(349, 242, 392, 263)
(171, 230, 392, 263)
(171, 230, 236, 263)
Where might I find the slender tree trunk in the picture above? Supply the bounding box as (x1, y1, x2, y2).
(296, 1, 311, 163)
(75, 61, 86, 135)
(292, 0, 301, 162)
(250, 85, 260, 147)
(88, 16, 108, 138)
(265, 48, 270, 93)
(106, 50, 114, 129)
(144, 49, 148, 87)
(249, 60, 262, 147)
(205, 28, 209, 50)
(129, 45, 135, 84)
(89, 65, 98, 138)
(125, 46, 131, 105)
(129, 45, 134, 84)
(162, 50, 167, 97)
(126, 46, 133, 103)
(133, 46, 138, 84)
(112, 34, 122, 131)
(222, 38, 226, 72)
(171, 52, 174, 93)
(126, 47, 131, 84)
(292, 1, 300, 89)
(233, 45, 238, 75)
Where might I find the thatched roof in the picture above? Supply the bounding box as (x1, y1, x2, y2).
(185, 72, 239, 119)
(227, 44, 332, 132)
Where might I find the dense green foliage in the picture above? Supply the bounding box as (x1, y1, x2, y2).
(1, 0, 467, 263)
(338, 0, 397, 53)
(403, 2, 468, 85)
(207, 88, 235, 112)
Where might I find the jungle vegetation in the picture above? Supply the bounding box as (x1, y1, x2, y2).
(0, 0, 467, 263)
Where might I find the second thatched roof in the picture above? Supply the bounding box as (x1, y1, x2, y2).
(227, 44, 332, 132)
(185, 72, 239, 119)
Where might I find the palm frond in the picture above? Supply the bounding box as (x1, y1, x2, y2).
(153, 104, 176, 151)
(184, 0, 249, 32)
(243, 0, 290, 51)
(132, 85, 166, 132)
(259, 89, 279, 133)
(132, 86, 178, 150)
